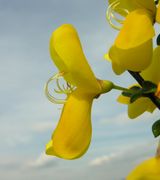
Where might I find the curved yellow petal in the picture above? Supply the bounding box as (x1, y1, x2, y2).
(141, 46, 160, 84)
(147, 102, 156, 113)
(105, 52, 125, 75)
(112, 61, 125, 75)
(127, 157, 160, 180)
(156, 2, 160, 23)
(128, 97, 154, 119)
(118, 94, 156, 113)
(104, 53, 111, 62)
(117, 94, 130, 104)
(50, 24, 101, 93)
(46, 89, 93, 159)
(108, 45, 124, 74)
(117, 82, 156, 118)
(115, 9, 155, 49)
(109, 40, 153, 73)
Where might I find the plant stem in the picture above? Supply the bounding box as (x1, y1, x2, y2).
(128, 71, 160, 110)
(128, 71, 144, 86)
(155, 0, 159, 5)
(113, 84, 132, 93)
(156, 140, 160, 158)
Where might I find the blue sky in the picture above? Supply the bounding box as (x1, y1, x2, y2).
(0, 0, 159, 179)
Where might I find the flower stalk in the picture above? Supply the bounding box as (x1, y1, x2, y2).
(156, 140, 160, 157)
(113, 84, 133, 93)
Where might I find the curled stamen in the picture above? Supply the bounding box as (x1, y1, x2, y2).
(110, 12, 124, 24)
(54, 88, 65, 94)
(56, 78, 64, 93)
(44, 72, 75, 104)
(106, 0, 129, 30)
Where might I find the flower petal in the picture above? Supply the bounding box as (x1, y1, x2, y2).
(147, 102, 156, 113)
(141, 46, 160, 84)
(117, 83, 155, 118)
(46, 89, 93, 159)
(115, 9, 155, 49)
(117, 94, 130, 104)
(109, 40, 153, 73)
(127, 157, 160, 180)
(128, 97, 154, 119)
(104, 53, 111, 62)
(112, 62, 125, 75)
(50, 24, 101, 93)
(156, 2, 160, 23)
(105, 52, 125, 75)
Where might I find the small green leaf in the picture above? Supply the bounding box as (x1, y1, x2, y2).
(130, 90, 143, 103)
(142, 81, 157, 94)
(152, 119, 160, 138)
(122, 91, 132, 97)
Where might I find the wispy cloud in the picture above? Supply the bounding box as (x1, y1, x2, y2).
(89, 153, 117, 166)
(87, 141, 157, 180)
(27, 152, 58, 169)
(31, 121, 55, 133)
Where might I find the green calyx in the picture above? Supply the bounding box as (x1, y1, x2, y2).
(99, 80, 114, 94)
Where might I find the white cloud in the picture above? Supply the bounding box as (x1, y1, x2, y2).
(27, 152, 58, 169)
(31, 121, 56, 133)
(87, 141, 158, 180)
(89, 153, 117, 166)
(99, 109, 160, 126)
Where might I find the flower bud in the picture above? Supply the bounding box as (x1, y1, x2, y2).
(98, 79, 114, 94)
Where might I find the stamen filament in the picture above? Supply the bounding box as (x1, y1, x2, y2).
(113, 84, 133, 93)
(44, 72, 66, 104)
(106, 0, 129, 30)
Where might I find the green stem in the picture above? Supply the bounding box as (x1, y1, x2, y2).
(113, 84, 132, 93)
(156, 140, 160, 158)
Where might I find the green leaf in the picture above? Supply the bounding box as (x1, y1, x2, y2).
(152, 119, 160, 138)
(130, 90, 143, 103)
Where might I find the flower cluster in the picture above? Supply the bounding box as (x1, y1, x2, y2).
(44, 0, 160, 178)
(106, 0, 160, 119)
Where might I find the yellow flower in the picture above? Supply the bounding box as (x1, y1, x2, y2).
(46, 24, 113, 159)
(117, 46, 160, 119)
(107, 0, 159, 74)
(127, 157, 160, 180)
